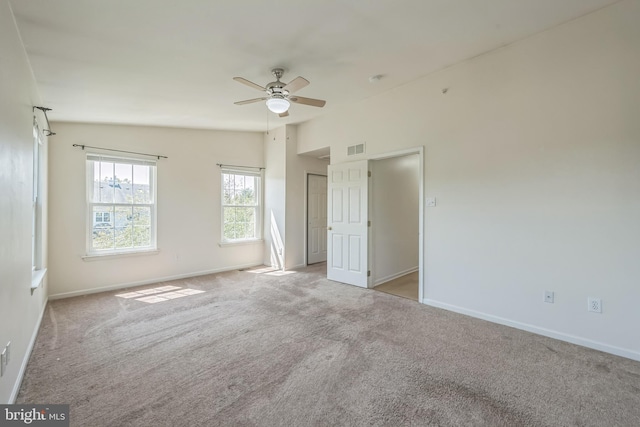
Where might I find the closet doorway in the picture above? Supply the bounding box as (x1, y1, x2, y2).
(307, 173, 327, 264)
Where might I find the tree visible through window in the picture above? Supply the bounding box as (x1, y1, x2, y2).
(222, 170, 261, 242)
(87, 154, 157, 254)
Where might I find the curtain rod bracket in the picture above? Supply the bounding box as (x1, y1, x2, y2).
(33, 106, 56, 136)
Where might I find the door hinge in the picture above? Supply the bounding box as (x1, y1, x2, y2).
(367, 220, 371, 227)
(368, 171, 371, 178)
(367, 270, 371, 277)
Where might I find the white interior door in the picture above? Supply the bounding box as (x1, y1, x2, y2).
(327, 160, 369, 287)
(307, 174, 327, 264)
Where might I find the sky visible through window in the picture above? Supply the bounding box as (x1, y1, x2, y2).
(95, 162, 150, 185)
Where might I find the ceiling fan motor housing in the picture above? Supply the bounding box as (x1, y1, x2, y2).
(266, 68, 287, 96)
(267, 86, 288, 97)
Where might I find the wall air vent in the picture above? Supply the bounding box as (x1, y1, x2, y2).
(347, 143, 365, 156)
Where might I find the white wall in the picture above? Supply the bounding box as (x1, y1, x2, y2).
(284, 126, 328, 269)
(48, 123, 264, 297)
(0, 0, 49, 403)
(371, 155, 419, 285)
(298, 0, 640, 360)
(264, 125, 328, 270)
(263, 126, 287, 269)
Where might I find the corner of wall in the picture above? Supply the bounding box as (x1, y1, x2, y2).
(0, 0, 50, 402)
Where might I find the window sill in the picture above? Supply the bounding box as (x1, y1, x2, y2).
(218, 239, 264, 248)
(31, 268, 47, 295)
(82, 249, 160, 261)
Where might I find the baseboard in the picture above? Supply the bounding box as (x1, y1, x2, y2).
(48, 263, 263, 300)
(286, 263, 307, 271)
(9, 299, 48, 403)
(422, 298, 640, 362)
(374, 266, 419, 287)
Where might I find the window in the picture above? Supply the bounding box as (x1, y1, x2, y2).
(32, 117, 42, 270)
(31, 116, 42, 271)
(31, 116, 47, 292)
(87, 154, 157, 254)
(221, 169, 262, 242)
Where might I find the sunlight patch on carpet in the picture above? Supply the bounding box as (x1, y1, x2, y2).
(115, 286, 205, 304)
(245, 266, 296, 276)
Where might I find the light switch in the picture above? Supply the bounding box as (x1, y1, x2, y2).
(426, 197, 436, 207)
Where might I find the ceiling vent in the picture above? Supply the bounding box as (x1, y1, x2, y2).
(347, 143, 365, 156)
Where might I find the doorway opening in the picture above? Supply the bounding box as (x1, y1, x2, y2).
(324, 147, 425, 303)
(369, 153, 421, 301)
(306, 173, 328, 265)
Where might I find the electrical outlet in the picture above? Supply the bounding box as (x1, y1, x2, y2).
(588, 297, 602, 313)
(544, 291, 554, 303)
(1, 348, 6, 377)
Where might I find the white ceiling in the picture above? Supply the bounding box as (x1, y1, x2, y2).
(11, 0, 619, 132)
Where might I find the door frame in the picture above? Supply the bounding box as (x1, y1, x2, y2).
(304, 171, 328, 266)
(367, 146, 425, 302)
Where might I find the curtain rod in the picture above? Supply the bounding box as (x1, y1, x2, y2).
(72, 144, 168, 159)
(33, 106, 56, 136)
(217, 163, 264, 170)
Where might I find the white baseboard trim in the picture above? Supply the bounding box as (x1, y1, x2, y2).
(48, 263, 263, 300)
(422, 298, 640, 362)
(10, 299, 48, 403)
(374, 266, 419, 287)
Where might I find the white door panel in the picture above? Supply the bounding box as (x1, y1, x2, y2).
(327, 160, 368, 287)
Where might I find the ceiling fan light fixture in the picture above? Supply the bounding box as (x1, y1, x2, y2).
(266, 97, 290, 114)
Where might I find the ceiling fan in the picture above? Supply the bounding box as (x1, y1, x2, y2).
(233, 68, 326, 117)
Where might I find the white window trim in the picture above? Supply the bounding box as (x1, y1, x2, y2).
(32, 117, 42, 271)
(220, 167, 263, 245)
(82, 249, 160, 261)
(31, 115, 46, 294)
(31, 268, 47, 294)
(86, 153, 158, 256)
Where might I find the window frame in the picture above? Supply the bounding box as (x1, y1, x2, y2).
(31, 115, 48, 293)
(220, 167, 263, 244)
(86, 153, 158, 256)
(32, 117, 42, 271)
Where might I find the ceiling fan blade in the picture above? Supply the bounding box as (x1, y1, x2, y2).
(283, 76, 309, 93)
(289, 96, 326, 108)
(234, 97, 267, 105)
(279, 111, 289, 118)
(233, 77, 265, 92)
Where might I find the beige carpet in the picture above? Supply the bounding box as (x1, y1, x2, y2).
(17, 263, 640, 426)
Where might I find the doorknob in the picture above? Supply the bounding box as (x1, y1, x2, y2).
(327, 226, 332, 231)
